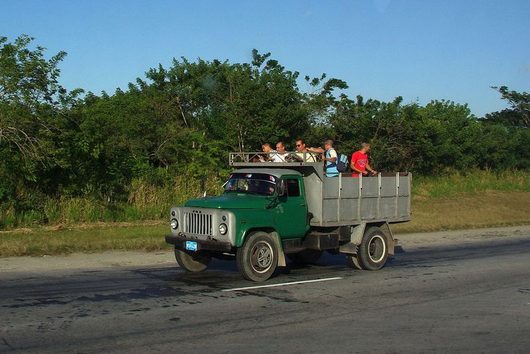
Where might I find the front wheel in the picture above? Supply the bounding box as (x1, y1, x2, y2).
(356, 226, 389, 270)
(236, 232, 278, 282)
(175, 248, 211, 272)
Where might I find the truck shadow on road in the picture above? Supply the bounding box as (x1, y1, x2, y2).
(2, 237, 529, 310)
(169, 237, 530, 285)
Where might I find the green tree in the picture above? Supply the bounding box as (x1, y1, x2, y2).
(486, 86, 530, 128)
(0, 35, 76, 220)
(1, 34, 529, 228)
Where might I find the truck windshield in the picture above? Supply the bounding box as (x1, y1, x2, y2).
(224, 173, 277, 196)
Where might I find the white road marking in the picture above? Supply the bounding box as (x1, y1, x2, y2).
(222, 277, 343, 292)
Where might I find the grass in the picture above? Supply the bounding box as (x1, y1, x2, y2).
(411, 170, 530, 198)
(393, 190, 530, 233)
(0, 175, 224, 229)
(0, 223, 170, 257)
(1, 170, 529, 257)
(391, 170, 530, 233)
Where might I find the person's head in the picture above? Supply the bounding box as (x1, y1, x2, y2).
(324, 139, 334, 150)
(262, 143, 272, 153)
(276, 141, 286, 153)
(361, 142, 371, 153)
(295, 139, 306, 152)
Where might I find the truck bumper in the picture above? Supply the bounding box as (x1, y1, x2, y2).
(165, 235, 233, 253)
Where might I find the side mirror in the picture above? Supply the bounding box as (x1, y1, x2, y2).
(277, 180, 287, 197)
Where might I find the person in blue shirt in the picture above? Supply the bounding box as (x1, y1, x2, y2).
(308, 139, 339, 177)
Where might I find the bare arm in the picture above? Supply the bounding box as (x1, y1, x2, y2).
(366, 162, 377, 175)
(351, 162, 364, 174)
(307, 147, 324, 154)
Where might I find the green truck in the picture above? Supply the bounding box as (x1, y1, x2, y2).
(165, 152, 411, 282)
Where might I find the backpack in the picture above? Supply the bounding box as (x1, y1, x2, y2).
(336, 153, 349, 172)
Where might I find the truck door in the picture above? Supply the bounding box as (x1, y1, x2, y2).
(275, 176, 309, 238)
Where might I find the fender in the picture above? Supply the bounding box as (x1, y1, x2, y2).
(270, 231, 287, 267)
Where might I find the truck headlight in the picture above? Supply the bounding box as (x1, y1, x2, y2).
(170, 219, 179, 230)
(219, 223, 227, 235)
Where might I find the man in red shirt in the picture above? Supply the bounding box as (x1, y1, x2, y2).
(351, 143, 378, 177)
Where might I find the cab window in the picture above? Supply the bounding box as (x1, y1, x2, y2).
(285, 179, 300, 197)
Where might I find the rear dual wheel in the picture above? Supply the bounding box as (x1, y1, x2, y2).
(346, 226, 389, 270)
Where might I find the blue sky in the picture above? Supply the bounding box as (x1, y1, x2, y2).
(1, 0, 529, 116)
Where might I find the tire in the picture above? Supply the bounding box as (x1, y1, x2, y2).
(288, 249, 323, 266)
(174, 248, 211, 272)
(236, 231, 278, 282)
(356, 226, 389, 270)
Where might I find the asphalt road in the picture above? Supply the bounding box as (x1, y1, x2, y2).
(1, 227, 530, 353)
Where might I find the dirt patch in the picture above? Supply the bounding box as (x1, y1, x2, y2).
(395, 225, 530, 249)
(0, 250, 175, 273)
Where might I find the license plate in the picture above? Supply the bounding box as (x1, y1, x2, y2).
(185, 241, 198, 252)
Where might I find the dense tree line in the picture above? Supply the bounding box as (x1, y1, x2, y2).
(1, 35, 529, 225)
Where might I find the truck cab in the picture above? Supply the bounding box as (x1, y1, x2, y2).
(165, 152, 411, 282)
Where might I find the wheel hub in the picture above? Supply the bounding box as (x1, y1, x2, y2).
(250, 241, 273, 273)
(368, 235, 386, 263)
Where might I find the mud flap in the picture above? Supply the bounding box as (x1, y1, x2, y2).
(339, 222, 366, 254)
(339, 222, 396, 255)
(271, 232, 287, 267)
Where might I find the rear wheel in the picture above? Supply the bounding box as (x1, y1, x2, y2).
(236, 232, 278, 282)
(356, 226, 389, 270)
(175, 248, 211, 272)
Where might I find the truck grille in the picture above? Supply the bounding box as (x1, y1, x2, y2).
(184, 210, 213, 236)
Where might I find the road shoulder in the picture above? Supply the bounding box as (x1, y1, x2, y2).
(1, 225, 529, 273)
